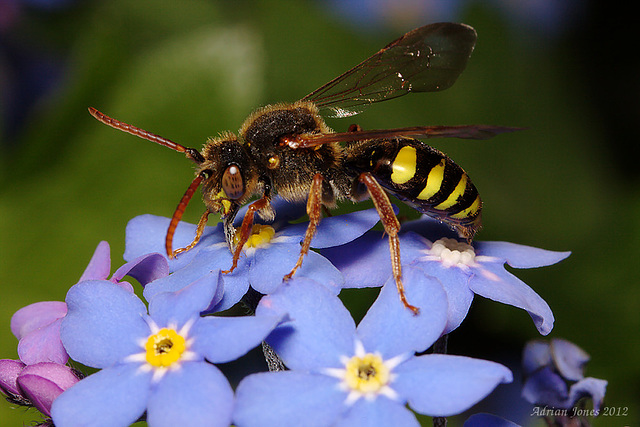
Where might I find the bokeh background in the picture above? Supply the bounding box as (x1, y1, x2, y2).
(1, 0, 638, 425)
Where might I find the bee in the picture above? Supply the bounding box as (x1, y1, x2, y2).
(89, 22, 517, 313)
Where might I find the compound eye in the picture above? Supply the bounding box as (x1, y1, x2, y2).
(221, 164, 244, 200)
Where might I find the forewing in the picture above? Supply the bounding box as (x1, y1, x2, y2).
(302, 22, 477, 118)
(284, 125, 522, 149)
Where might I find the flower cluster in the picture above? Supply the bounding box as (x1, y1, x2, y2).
(522, 338, 608, 415)
(1, 200, 588, 427)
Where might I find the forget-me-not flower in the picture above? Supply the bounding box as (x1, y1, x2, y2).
(522, 338, 607, 413)
(233, 272, 513, 427)
(10, 241, 169, 366)
(125, 198, 382, 311)
(323, 216, 569, 334)
(50, 268, 283, 427)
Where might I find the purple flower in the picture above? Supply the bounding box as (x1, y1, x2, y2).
(10, 241, 169, 365)
(78, 240, 169, 292)
(50, 267, 283, 427)
(11, 302, 68, 365)
(125, 199, 382, 311)
(234, 273, 513, 426)
(0, 359, 80, 417)
(0, 359, 26, 400)
(522, 339, 607, 412)
(323, 216, 570, 335)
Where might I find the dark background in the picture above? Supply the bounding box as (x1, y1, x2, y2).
(1, 0, 638, 425)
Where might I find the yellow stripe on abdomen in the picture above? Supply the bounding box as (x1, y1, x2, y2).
(390, 146, 417, 185)
(417, 159, 445, 200)
(451, 195, 481, 219)
(434, 174, 468, 210)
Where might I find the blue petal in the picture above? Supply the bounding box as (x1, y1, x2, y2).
(356, 266, 448, 357)
(322, 230, 427, 289)
(268, 197, 307, 225)
(149, 271, 221, 327)
(50, 363, 150, 427)
(143, 250, 231, 303)
(464, 413, 521, 427)
(234, 371, 345, 427)
(400, 215, 460, 241)
(474, 241, 570, 268)
(234, 196, 307, 227)
(125, 214, 226, 271)
(321, 231, 391, 288)
(521, 366, 568, 407)
(247, 242, 305, 294)
(250, 246, 343, 295)
(124, 214, 183, 264)
(279, 208, 382, 248)
(147, 362, 233, 427)
(192, 314, 283, 363)
(568, 377, 607, 412)
(295, 251, 344, 292)
(393, 354, 513, 417)
(61, 281, 150, 368)
(468, 265, 555, 335)
(522, 340, 552, 375)
(409, 261, 475, 334)
(257, 278, 356, 370)
(111, 253, 169, 287)
(440, 276, 475, 334)
(550, 338, 589, 381)
(214, 268, 252, 312)
(335, 397, 420, 427)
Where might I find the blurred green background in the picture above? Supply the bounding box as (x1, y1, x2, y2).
(1, 0, 638, 426)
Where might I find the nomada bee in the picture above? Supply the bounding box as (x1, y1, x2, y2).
(90, 22, 518, 313)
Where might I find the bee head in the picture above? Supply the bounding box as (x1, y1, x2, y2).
(198, 133, 257, 214)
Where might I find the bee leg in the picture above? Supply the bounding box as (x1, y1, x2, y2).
(222, 194, 271, 274)
(456, 222, 479, 245)
(166, 173, 205, 258)
(284, 173, 324, 281)
(358, 172, 419, 315)
(170, 210, 211, 257)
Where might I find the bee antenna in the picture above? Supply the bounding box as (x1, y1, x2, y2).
(88, 107, 203, 164)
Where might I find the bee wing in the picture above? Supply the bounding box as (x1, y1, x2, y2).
(302, 23, 477, 118)
(284, 125, 522, 148)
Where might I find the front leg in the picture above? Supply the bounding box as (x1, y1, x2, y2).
(171, 209, 212, 257)
(222, 178, 272, 274)
(166, 172, 205, 258)
(222, 195, 271, 274)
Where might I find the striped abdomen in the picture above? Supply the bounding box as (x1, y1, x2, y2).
(343, 138, 482, 240)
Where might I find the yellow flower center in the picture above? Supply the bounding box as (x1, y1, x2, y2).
(144, 328, 186, 367)
(233, 224, 276, 249)
(344, 353, 390, 394)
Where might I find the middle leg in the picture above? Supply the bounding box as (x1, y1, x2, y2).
(284, 173, 324, 281)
